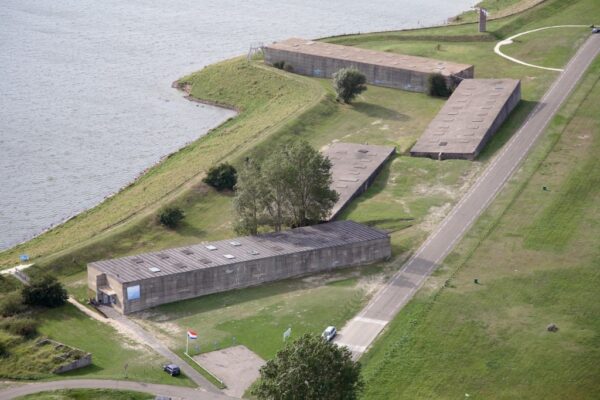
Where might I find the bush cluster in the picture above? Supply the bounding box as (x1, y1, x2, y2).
(22, 275, 68, 308)
(272, 61, 293, 72)
(332, 68, 367, 104)
(0, 317, 38, 339)
(0, 291, 27, 317)
(427, 73, 453, 97)
(203, 162, 237, 191)
(158, 206, 185, 229)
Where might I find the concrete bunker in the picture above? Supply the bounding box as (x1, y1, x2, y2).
(410, 79, 521, 160)
(88, 221, 391, 314)
(324, 143, 396, 219)
(263, 38, 474, 93)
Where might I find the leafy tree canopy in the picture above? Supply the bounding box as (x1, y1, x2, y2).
(333, 68, 367, 103)
(252, 333, 364, 400)
(158, 206, 185, 229)
(203, 162, 237, 191)
(22, 275, 67, 308)
(427, 73, 452, 97)
(234, 140, 338, 234)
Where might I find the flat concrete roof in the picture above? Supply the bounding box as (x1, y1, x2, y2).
(90, 221, 388, 284)
(410, 79, 521, 157)
(324, 143, 396, 218)
(264, 38, 473, 76)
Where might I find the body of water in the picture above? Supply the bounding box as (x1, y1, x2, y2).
(0, 0, 475, 251)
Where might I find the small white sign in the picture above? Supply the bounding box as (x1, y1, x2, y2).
(283, 327, 291, 341)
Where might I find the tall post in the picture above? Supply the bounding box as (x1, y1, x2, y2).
(186, 333, 189, 355)
(479, 8, 487, 33)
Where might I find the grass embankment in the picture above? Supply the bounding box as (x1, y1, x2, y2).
(0, 59, 325, 271)
(0, 299, 194, 386)
(16, 389, 153, 400)
(1, 0, 595, 388)
(359, 11, 600, 400)
(132, 0, 590, 365)
(136, 270, 372, 361)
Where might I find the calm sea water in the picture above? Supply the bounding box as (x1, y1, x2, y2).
(0, 0, 475, 251)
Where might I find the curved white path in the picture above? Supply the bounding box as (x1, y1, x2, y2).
(494, 25, 589, 71)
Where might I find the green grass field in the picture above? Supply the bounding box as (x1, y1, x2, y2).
(16, 389, 153, 400)
(34, 304, 194, 387)
(359, 37, 600, 400)
(134, 266, 382, 361)
(1, 0, 598, 392)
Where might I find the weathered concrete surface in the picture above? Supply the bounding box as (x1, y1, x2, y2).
(88, 221, 390, 314)
(410, 79, 521, 160)
(323, 142, 396, 219)
(193, 346, 265, 398)
(263, 38, 474, 92)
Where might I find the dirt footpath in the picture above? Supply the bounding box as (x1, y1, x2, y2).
(194, 345, 265, 398)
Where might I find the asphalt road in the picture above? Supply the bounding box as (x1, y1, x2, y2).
(335, 33, 600, 356)
(0, 379, 234, 400)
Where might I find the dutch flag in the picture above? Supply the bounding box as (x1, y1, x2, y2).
(187, 330, 198, 340)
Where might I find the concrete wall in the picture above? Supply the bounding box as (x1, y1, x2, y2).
(472, 81, 521, 158)
(433, 80, 521, 161)
(264, 48, 474, 93)
(54, 353, 93, 374)
(114, 237, 390, 314)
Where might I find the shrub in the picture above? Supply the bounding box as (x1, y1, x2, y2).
(0, 291, 27, 317)
(253, 334, 363, 399)
(427, 73, 452, 97)
(332, 68, 367, 103)
(0, 317, 38, 338)
(272, 61, 293, 72)
(22, 275, 68, 308)
(203, 162, 237, 191)
(158, 206, 185, 229)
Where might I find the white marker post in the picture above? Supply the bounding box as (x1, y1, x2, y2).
(283, 327, 291, 342)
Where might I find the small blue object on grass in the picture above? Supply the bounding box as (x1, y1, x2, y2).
(20, 254, 29, 262)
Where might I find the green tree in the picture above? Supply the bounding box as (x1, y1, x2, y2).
(427, 73, 452, 97)
(21, 275, 67, 308)
(203, 162, 237, 191)
(252, 334, 364, 400)
(276, 141, 338, 227)
(333, 68, 367, 103)
(233, 141, 338, 233)
(234, 160, 265, 235)
(158, 206, 185, 229)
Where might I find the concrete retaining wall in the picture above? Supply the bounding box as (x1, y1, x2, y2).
(54, 353, 93, 374)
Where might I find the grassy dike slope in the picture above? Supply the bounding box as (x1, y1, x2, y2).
(0, 60, 326, 269)
(359, 20, 600, 400)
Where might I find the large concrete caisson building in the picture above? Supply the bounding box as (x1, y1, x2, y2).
(263, 38, 474, 92)
(88, 221, 391, 314)
(410, 79, 521, 160)
(324, 143, 396, 219)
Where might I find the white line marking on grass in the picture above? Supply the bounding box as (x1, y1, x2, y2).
(494, 25, 589, 71)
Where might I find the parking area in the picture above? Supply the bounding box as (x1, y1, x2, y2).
(193, 345, 265, 398)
